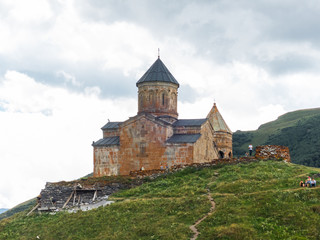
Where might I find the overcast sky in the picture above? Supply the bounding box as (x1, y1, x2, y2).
(1, 0, 320, 208)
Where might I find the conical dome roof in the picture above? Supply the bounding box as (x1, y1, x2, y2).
(136, 58, 179, 86)
(207, 103, 232, 133)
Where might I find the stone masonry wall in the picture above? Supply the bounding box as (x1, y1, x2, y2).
(39, 179, 144, 209)
(118, 116, 172, 175)
(137, 82, 178, 118)
(93, 146, 119, 177)
(255, 145, 291, 162)
(213, 131, 233, 158)
(103, 129, 120, 138)
(193, 121, 219, 162)
(164, 143, 194, 167)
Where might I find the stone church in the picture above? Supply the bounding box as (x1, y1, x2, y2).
(92, 57, 232, 177)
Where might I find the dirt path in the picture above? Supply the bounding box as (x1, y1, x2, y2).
(190, 190, 215, 240)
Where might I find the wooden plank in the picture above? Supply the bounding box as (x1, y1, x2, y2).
(27, 203, 40, 216)
(62, 190, 75, 209)
(73, 191, 77, 206)
(92, 190, 97, 201)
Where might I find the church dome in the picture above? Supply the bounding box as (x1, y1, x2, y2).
(136, 57, 179, 118)
(136, 58, 179, 86)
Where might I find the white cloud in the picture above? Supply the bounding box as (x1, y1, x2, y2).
(0, 71, 136, 208)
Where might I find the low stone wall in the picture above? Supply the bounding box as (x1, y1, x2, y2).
(39, 179, 143, 209)
(38, 145, 290, 211)
(255, 145, 291, 162)
(129, 145, 291, 178)
(129, 157, 260, 178)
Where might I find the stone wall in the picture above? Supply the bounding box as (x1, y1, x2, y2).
(118, 115, 172, 175)
(39, 154, 289, 211)
(165, 143, 194, 167)
(255, 145, 291, 162)
(103, 128, 120, 138)
(93, 146, 119, 177)
(129, 156, 271, 178)
(193, 121, 219, 162)
(213, 131, 233, 158)
(137, 82, 178, 118)
(39, 179, 143, 209)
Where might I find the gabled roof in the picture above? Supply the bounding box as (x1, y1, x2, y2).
(173, 119, 207, 127)
(121, 112, 172, 128)
(136, 58, 179, 86)
(207, 103, 232, 133)
(92, 136, 120, 147)
(101, 122, 122, 130)
(166, 134, 201, 143)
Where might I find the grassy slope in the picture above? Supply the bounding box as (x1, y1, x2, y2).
(0, 198, 36, 221)
(1, 160, 320, 239)
(233, 108, 320, 164)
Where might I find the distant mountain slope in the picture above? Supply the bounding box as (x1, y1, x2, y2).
(233, 107, 320, 166)
(0, 209, 8, 214)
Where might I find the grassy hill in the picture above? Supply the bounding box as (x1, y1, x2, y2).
(0, 199, 36, 221)
(1, 160, 320, 239)
(233, 107, 320, 167)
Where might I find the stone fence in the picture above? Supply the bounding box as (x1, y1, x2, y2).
(37, 145, 290, 212)
(255, 145, 290, 162)
(129, 145, 291, 177)
(38, 179, 144, 210)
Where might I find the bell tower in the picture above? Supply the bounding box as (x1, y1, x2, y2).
(136, 57, 179, 118)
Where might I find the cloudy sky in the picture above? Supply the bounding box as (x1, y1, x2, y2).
(1, 0, 320, 208)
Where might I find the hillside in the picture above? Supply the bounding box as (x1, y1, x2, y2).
(1, 160, 320, 239)
(233, 107, 320, 167)
(0, 199, 36, 220)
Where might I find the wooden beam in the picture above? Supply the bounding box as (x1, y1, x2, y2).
(73, 191, 77, 206)
(92, 190, 97, 201)
(62, 190, 75, 209)
(27, 203, 40, 216)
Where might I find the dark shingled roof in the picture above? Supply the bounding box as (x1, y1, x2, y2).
(173, 119, 207, 127)
(92, 136, 120, 146)
(101, 122, 122, 130)
(136, 58, 179, 86)
(166, 134, 201, 143)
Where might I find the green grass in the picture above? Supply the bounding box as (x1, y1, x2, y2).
(0, 198, 37, 220)
(1, 160, 320, 239)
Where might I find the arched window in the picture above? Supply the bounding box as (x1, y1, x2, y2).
(218, 151, 224, 159)
(139, 93, 143, 110)
(162, 93, 165, 106)
(149, 91, 154, 106)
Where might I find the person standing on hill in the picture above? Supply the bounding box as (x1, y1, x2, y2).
(248, 144, 253, 156)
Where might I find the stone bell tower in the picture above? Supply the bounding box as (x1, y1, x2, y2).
(136, 57, 179, 119)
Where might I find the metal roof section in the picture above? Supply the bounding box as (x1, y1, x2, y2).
(136, 58, 179, 86)
(101, 122, 122, 130)
(207, 103, 232, 133)
(173, 119, 207, 127)
(92, 136, 120, 146)
(166, 134, 201, 143)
